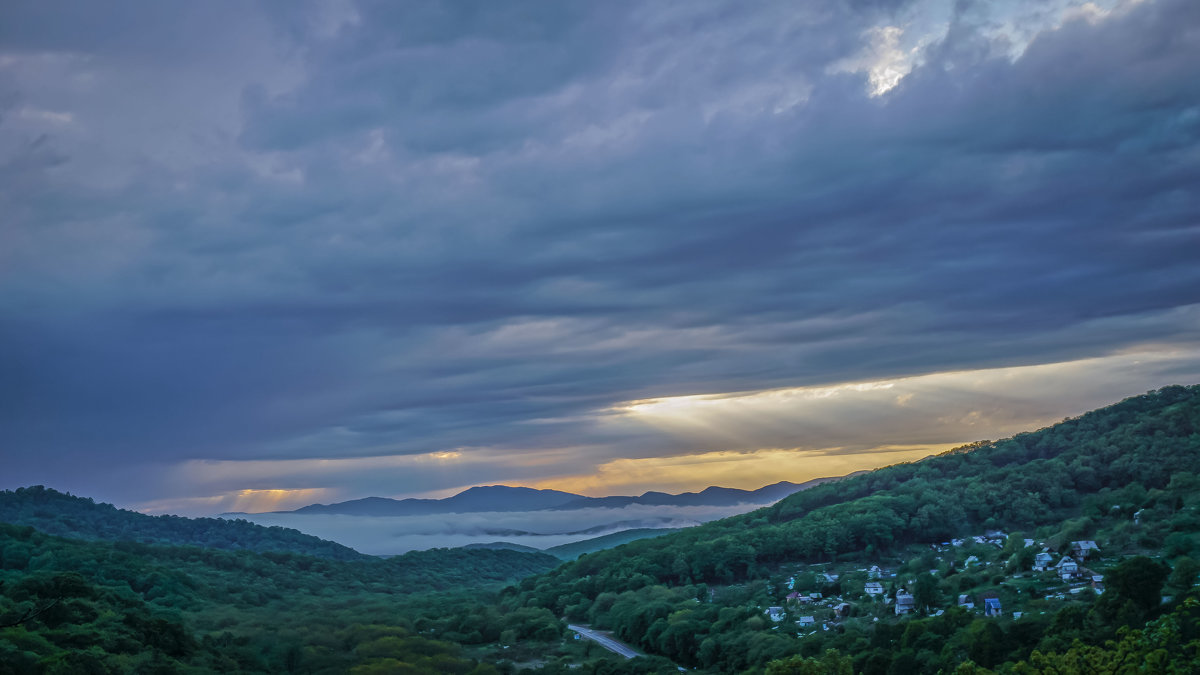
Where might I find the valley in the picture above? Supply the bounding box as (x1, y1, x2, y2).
(2, 385, 1199, 673)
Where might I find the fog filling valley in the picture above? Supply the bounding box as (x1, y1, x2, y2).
(230, 503, 766, 556)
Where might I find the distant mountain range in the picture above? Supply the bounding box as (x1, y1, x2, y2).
(228, 476, 849, 517)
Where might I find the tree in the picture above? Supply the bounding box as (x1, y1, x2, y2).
(1104, 556, 1170, 613)
(1167, 557, 1200, 596)
(766, 649, 853, 675)
(913, 574, 941, 615)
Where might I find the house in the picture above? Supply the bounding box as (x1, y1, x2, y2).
(1013, 611, 1023, 619)
(797, 616, 815, 627)
(809, 592, 823, 601)
(1024, 538, 1035, 548)
(785, 591, 803, 603)
(984, 598, 1002, 617)
(821, 573, 840, 583)
(1057, 556, 1079, 581)
(965, 555, 980, 568)
(1033, 552, 1054, 570)
(951, 538, 965, 547)
(834, 602, 851, 618)
(868, 565, 883, 579)
(957, 594, 974, 609)
(766, 606, 786, 622)
(1092, 575, 1105, 594)
(895, 591, 915, 615)
(1072, 541, 1100, 560)
(864, 582, 884, 597)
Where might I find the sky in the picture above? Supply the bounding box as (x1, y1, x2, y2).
(2, 0, 1199, 516)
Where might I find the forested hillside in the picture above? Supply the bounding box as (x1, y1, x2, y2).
(3, 386, 1199, 674)
(0, 487, 365, 561)
(513, 385, 1200, 672)
(0, 523, 562, 673)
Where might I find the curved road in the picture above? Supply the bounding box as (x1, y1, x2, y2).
(567, 624, 640, 659)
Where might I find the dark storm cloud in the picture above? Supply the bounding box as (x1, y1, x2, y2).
(2, 0, 1199, 511)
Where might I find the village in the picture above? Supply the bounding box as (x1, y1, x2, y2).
(758, 533, 1112, 636)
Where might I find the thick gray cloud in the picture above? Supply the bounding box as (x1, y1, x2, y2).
(1, 0, 1198, 513)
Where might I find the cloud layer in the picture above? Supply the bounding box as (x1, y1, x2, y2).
(2, 0, 1198, 514)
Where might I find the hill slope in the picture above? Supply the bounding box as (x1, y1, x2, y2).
(514, 384, 1200, 672)
(0, 486, 366, 561)
(543, 528, 679, 560)
(0, 520, 562, 672)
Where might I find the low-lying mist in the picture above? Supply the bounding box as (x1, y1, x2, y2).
(232, 503, 766, 556)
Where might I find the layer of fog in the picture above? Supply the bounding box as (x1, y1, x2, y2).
(231, 503, 767, 556)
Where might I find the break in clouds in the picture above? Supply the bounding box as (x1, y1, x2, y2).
(2, 0, 1199, 513)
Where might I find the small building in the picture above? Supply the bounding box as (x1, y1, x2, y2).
(868, 565, 883, 579)
(864, 582, 884, 597)
(797, 615, 815, 627)
(1072, 541, 1100, 560)
(1057, 556, 1079, 580)
(766, 606, 786, 622)
(964, 555, 981, 568)
(809, 592, 823, 601)
(1033, 552, 1054, 570)
(834, 602, 851, 618)
(957, 594, 974, 609)
(1092, 575, 1105, 594)
(984, 598, 1002, 616)
(895, 591, 915, 616)
(821, 573, 839, 583)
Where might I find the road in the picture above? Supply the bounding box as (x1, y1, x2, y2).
(567, 624, 640, 659)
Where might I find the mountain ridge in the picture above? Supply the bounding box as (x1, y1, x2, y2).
(229, 477, 846, 517)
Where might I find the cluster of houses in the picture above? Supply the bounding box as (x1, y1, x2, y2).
(765, 536, 1111, 629)
(1033, 541, 1101, 585)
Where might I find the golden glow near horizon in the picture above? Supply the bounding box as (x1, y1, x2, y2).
(529, 444, 959, 497)
(145, 346, 1199, 516)
(135, 487, 335, 515)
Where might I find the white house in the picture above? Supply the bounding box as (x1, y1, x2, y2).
(1072, 541, 1100, 559)
(1057, 556, 1079, 581)
(895, 591, 915, 616)
(864, 582, 884, 596)
(1033, 552, 1054, 570)
(797, 616, 815, 627)
(766, 606, 786, 622)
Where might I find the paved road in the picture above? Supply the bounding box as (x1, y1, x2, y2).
(568, 624, 640, 659)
